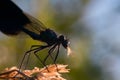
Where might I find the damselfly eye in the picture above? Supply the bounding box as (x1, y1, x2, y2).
(58, 35, 64, 42)
(62, 39, 69, 49)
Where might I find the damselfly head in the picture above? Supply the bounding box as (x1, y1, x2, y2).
(62, 37, 72, 56)
(58, 35, 69, 48)
(58, 35, 72, 56)
(62, 39, 70, 49)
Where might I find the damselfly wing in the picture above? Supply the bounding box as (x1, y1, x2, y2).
(0, 0, 31, 35)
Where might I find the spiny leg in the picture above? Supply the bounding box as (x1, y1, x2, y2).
(43, 44, 60, 71)
(24, 50, 31, 70)
(33, 44, 59, 72)
(43, 43, 58, 65)
(49, 45, 59, 71)
(24, 45, 46, 70)
(51, 44, 60, 71)
(25, 45, 49, 69)
(33, 49, 50, 72)
(26, 45, 44, 53)
(19, 45, 40, 70)
(19, 45, 48, 70)
(54, 44, 60, 64)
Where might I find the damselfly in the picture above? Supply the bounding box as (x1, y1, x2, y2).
(0, 0, 72, 69)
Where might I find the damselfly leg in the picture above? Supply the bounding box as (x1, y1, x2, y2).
(54, 44, 60, 65)
(43, 44, 58, 68)
(19, 43, 61, 72)
(43, 43, 60, 71)
(19, 45, 49, 71)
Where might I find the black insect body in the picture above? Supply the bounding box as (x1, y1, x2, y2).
(20, 27, 70, 70)
(0, 0, 72, 70)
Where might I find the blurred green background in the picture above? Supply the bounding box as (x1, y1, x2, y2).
(0, 0, 111, 80)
